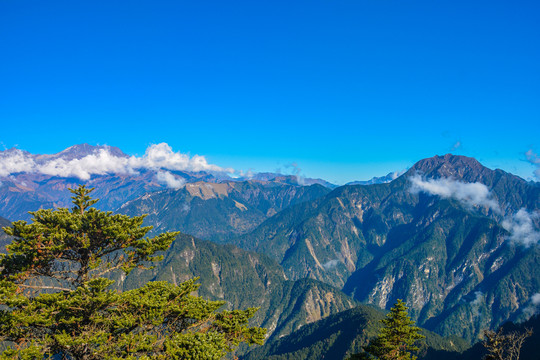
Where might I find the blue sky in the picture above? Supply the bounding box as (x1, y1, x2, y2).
(1, 0, 539, 184)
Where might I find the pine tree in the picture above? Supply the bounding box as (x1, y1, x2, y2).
(349, 299, 425, 360)
(0, 185, 266, 359)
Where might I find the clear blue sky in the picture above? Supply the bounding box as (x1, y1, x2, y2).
(1, 0, 539, 184)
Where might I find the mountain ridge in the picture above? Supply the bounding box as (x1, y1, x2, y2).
(229, 154, 540, 341)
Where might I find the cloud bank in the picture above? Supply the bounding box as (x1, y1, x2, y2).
(38, 149, 134, 180)
(0, 143, 232, 187)
(409, 175, 500, 212)
(409, 175, 540, 247)
(0, 150, 36, 177)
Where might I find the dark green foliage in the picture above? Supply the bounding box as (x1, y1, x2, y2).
(356, 299, 425, 360)
(0, 186, 265, 359)
(242, 305, 467, 360)
(242, 304, 386, 360)
(1, 185, 178, 288)
(0, 278, 265, 359)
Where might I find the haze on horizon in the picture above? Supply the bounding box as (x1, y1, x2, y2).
(0, 1, 539, 184)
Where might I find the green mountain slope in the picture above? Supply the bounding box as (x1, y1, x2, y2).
(232, 155, 540, 341)
(118, 180, 330, 242)
(117, 233, 357, 341)
(241, 304, 469, 360)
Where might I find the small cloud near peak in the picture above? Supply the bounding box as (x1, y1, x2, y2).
(408, 174, 500, 213)
(525, 149, 540, 181)
(450, 141, 462, 152)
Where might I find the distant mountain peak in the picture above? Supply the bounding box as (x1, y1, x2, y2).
(346, 170, 405, 186)
(1, 147, 31, 156)
(407, 154, 493, 181)
(249, 173, 337, 188)
(35, 144, 128, 162)
(412, 153, 483, 170)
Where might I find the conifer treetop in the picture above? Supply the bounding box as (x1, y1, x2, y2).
(0, 185, 266, 359)
(1, 185, 180, 291)
(350, 299, 425, 360)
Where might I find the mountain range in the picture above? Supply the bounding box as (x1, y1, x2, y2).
(0, 144, 338, 221)
(1, 145, 539, 358)
(225, 155, 540, 340)
(118, 181, 330, 242)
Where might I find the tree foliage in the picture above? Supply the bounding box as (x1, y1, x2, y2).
(350, 299, 425, 360)
(482, 327, 533, 360)
(0, 185, 266, 359)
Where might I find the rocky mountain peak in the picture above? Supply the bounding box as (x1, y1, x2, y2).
(403, 154, 509, 185)
(34, 144, 127, 162)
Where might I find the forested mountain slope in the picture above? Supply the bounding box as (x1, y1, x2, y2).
(241, 304, 469, 360)
(117, 233, 358, 341)
(119, 181, 330, 242)
(2, 150, 538, 345)
(232, 155, 540, 340)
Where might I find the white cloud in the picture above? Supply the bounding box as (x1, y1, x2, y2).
(389, 170, 405, 181)
(502, 209, 540, 247)
(410, 175, 540, 247)
(0, 149, 36, 176)
(156, 171, 186, 189)
(38, 149, 134, 180)
(471, 290, 484, 306)
(522, 292, 540, 319)
(129, 143, 231, 173)
(409, 174, 501, 212)
(451, 141, 462, 151)
(470, 291, 484, 316)
(322, 259, 340, 270)
(525, 149, 540, 181)
(284, 162, 305, 185)
(0, 143, 232, 180)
